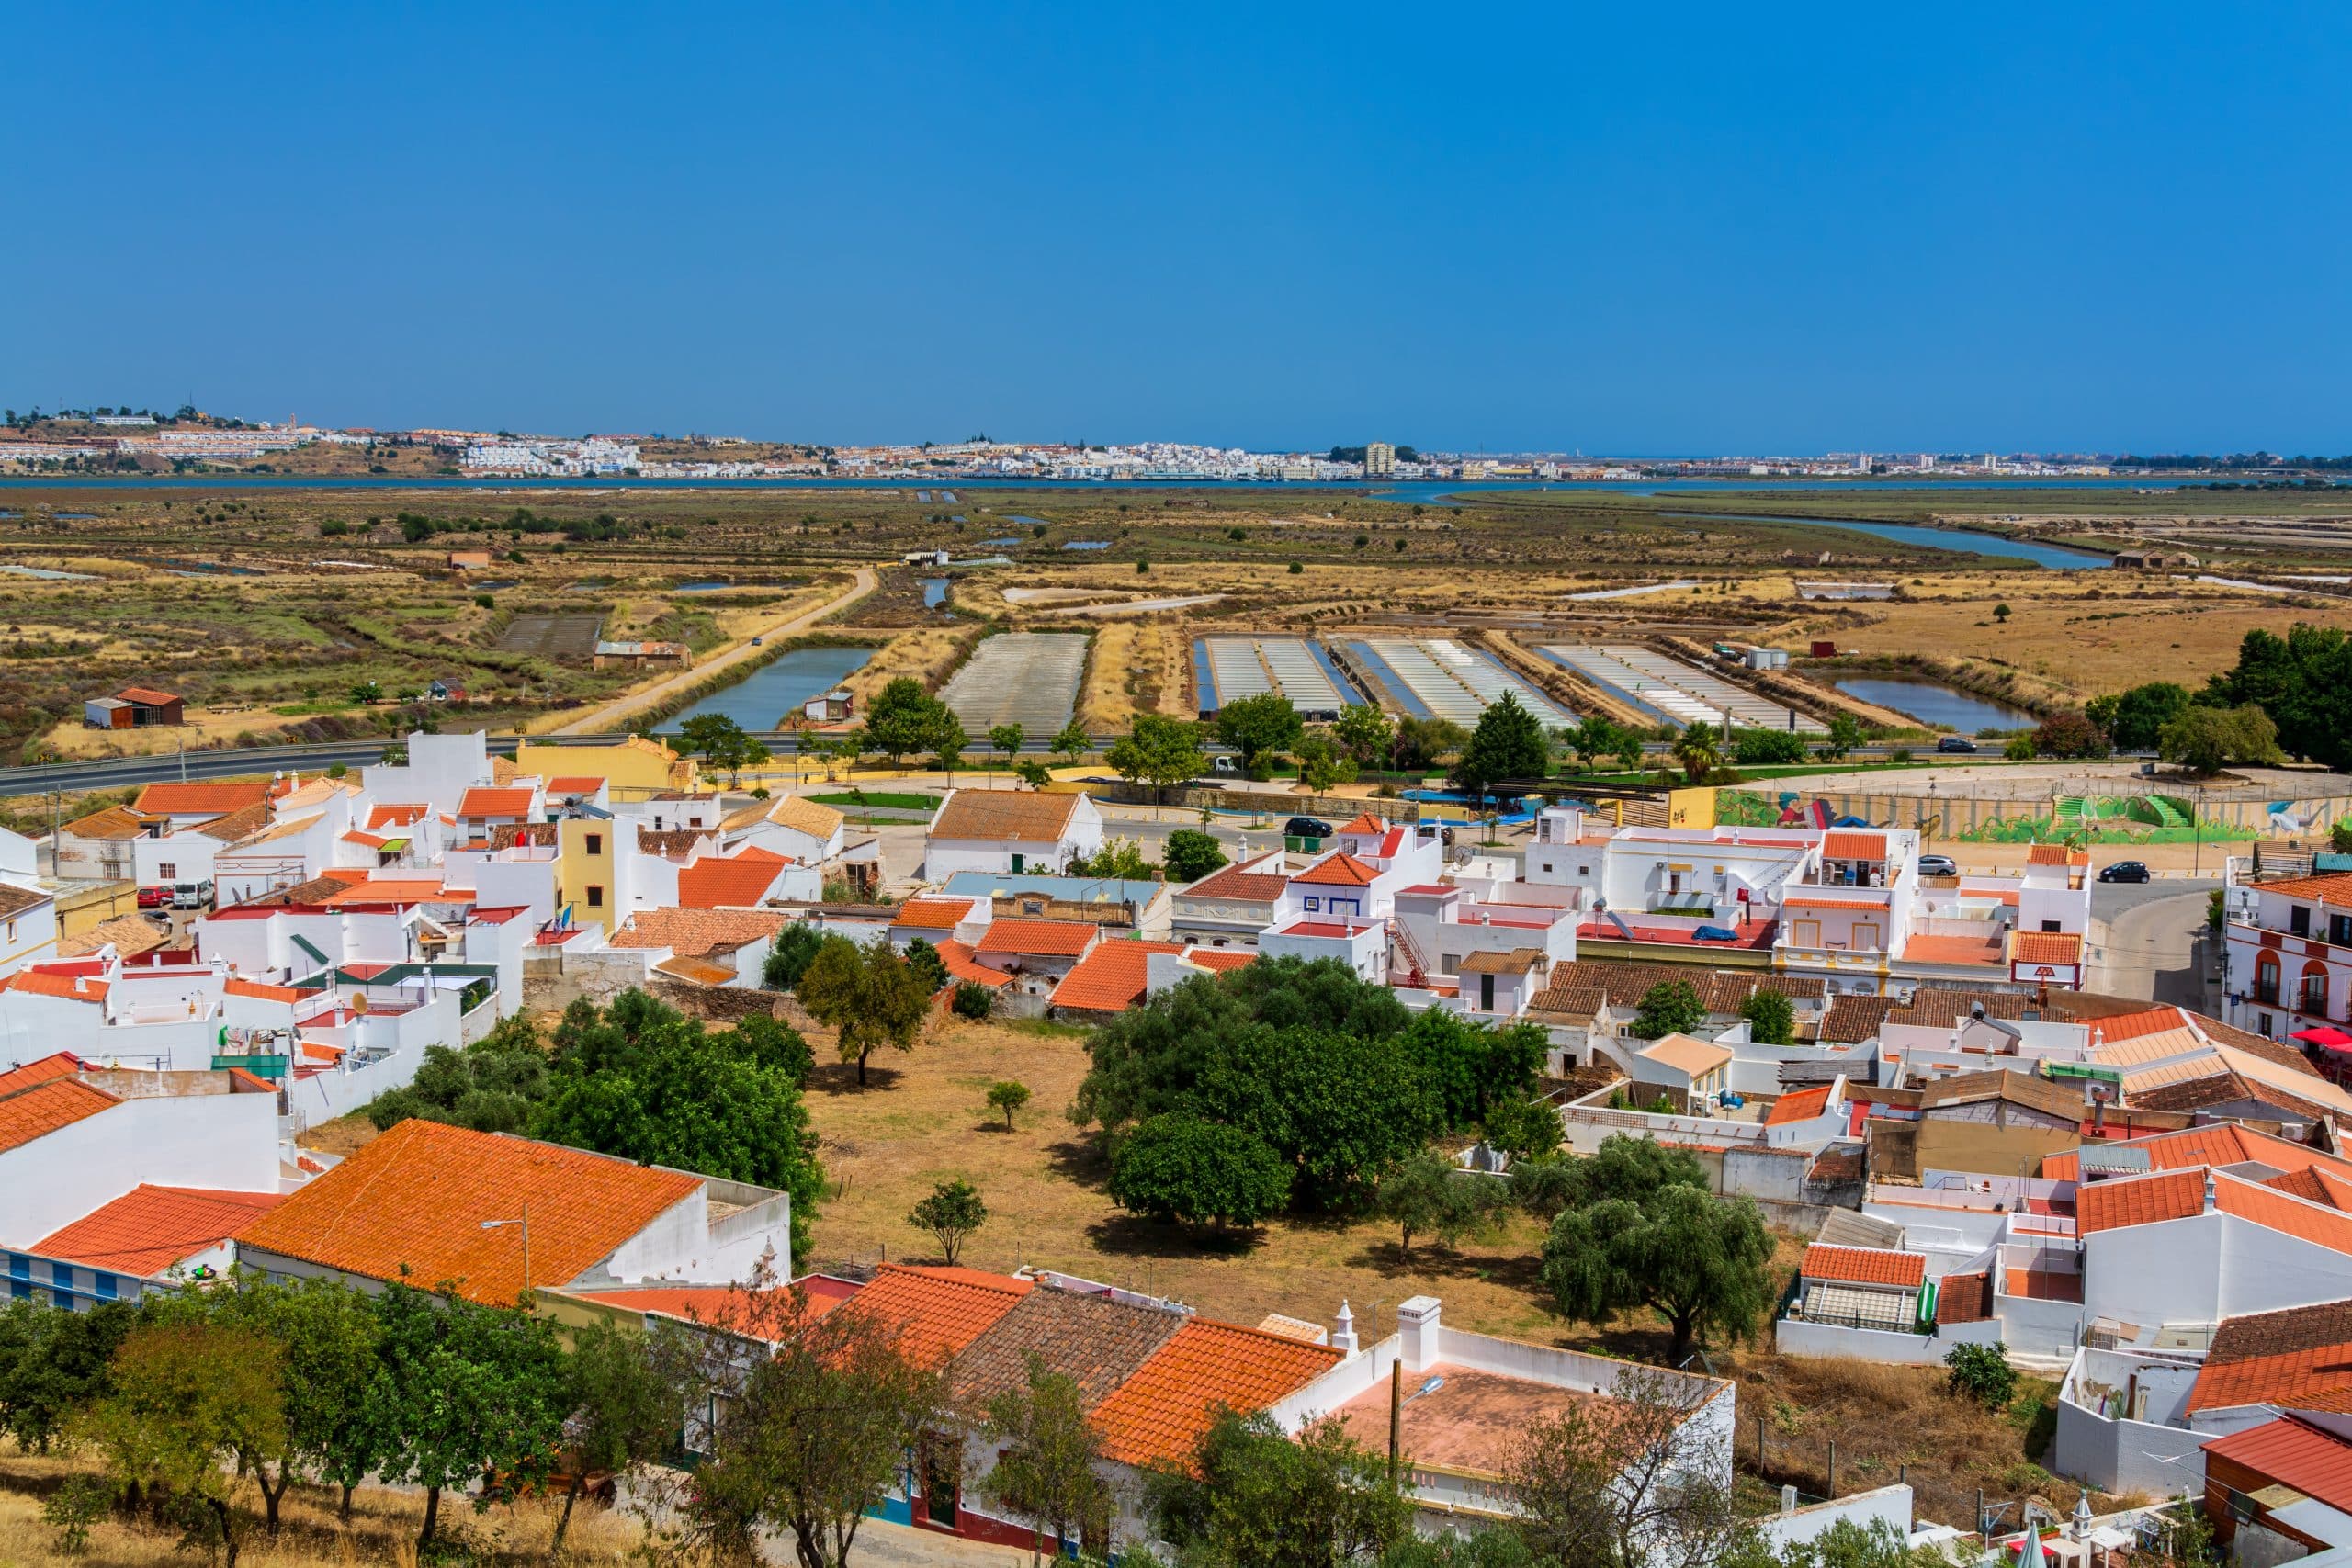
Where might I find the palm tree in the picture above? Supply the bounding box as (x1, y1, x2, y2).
(1670, 721, 1722, 786)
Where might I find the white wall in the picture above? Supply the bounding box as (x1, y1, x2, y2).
(0, 1093, 280, 1246)
(1758, 1485, 1917, 1551)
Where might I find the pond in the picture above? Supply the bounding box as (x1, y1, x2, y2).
(664, 645, 874, 732)
(1660, 513, 2111, 570)
(676, 581, 729, 592)
(1059, 541, 1111, 551)
(922, 578, 950, 607)
(1834, 677, 2036, 732)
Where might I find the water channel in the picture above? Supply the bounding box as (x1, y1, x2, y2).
(1834, 677, 2036, 732)
(663, 646, 873, 733)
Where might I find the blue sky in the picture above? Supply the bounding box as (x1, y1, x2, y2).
(6, 4, 2348, 453)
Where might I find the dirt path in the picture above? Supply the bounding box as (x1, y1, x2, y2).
(547, 566, 876, 736)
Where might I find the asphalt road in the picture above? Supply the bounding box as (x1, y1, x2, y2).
(2088, 883, 2218, 1006)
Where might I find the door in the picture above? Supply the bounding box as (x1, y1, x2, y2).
(1793, 919, 1821, 948)
(922, 1438, 958, 1527)
(1479, 974, 1495, 1010)
(1010, 852, 1025, 873)
(1852, 922, 1881, 952)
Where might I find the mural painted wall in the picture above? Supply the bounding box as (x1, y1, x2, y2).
(1715, 788, 2347, 846)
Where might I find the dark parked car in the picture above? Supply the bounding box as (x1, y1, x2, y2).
(1284, 817, 1335, 840)
(1917, 854, 1959, 877)
(1937, 736, 1979, 753)
(2098, 860, 2153, 884)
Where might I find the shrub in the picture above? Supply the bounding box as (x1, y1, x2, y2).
(951, 980, 995, 1021)
(986, 1079, 1031, 1130)
(1944, 1342, 2017, 1410)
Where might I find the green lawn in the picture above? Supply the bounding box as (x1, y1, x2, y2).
(809, 790, 942, 811)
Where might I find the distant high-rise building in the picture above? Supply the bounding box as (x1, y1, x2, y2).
(1363, 440, 1396, 478)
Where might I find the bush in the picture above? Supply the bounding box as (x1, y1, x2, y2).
(1733, 728, 1808, 766)
(2004, 736, 2036, 760)
(1107, 1113, 1291, 1230)
(41, 1474, 111, 1555)
(986, 1079, 1031, 1130)
(951, 980, 995, 1021)
(1944, 1342, 2017, 1410)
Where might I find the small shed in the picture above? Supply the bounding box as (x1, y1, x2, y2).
(803, 688, 854, 723)
(85, 686, 185, 728)
(1630, 1032, 1734, 1112)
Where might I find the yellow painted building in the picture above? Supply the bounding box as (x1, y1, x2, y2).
(514, 735, 696, 801)
(557, 818, 617, 931)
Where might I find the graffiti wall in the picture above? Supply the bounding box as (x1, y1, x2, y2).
(1714, 788, 2349, 846)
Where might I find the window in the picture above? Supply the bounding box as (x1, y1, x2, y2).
(1303, 896, 1321, 912)
(2300, 964, 2327, 1017)
(2290, 905, 2311, 937)
(586, 885, 605, 908)
(2333, 914, 2352, 947)
(1540, 862, 1554, 874)
(2255, 953, 2281, 1007)
(158, 862, 176, 879)
(4, 921, 14, 943)
(2041, 919, 2062, 933)
(1853, 922, 1882, 951)
(584, 833, 603, 855)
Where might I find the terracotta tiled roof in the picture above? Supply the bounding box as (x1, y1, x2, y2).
(1765, 1084, 1835, 1126)
(1637, 1032, 1734, 1078)
(1092, 1318, 1343, 1467)
(1819, 994, 1896, 1043)
(652, 955, 740, 987)
(606, 908, 787, 957)
(2199, 1416, 2352, 1513)
(1802, 1244, 1925, 1288)
(2027, 843, 2090, 867)
(135, 781, 272, 817)
(840, 1263, 1033, 1369)
(489, 823, 559, 850)
(1456, 947, 1545, 975)
(0, 1077, 119, 1152)
(457, 786, 537, 818)
(114, 685, 180, 706)
(1294, 851, 1376, 887)
(952, 1287, 1185, 1413)
(2085, 1005, 2192, 1042)
(936, 939, 1011, 990)
(368, 805, 429, 830)
(1821, 831, 1886, 860)
(322, 878, 450, 907)
(1937, 1271, 1992, 1324)
(2189, 1302, 2352, 1416)
(57, 914, 169, 960)
(223, 978, 306, 1004)
(0, 1053, 80, 1096)
(975, 919, 1101, 958)
(2076, 1168, 2204, 1232)
(1890, 987, 2036, 1028)
(2049, 1123, 2352, 1184)
(59, 805, 147, 840)
(1178, 857, 1291, 902)
(191, 802, 272, 842)
(1916, 1069, 2087, 1122)
(1337, 812, 1387, 835)
(570, 1278, 858, 1336)
(232, 1119, 704, 1305)
(678, 853, 787, 909)
(34, 1184, 282, 1277)
(2242, 872, 2352, 905)
(2009, 931, 2084, 966)
(1049, 940, 1186, 1013)
(1786, 895, 1893, 912)
(1180, 948, 1254, 973)
(547, 776, 605, 795)
(929, 790, 1080, 843)
(2267, 1166, 2352, 1210)
(764, 795, 846, 840)
(895, 897, 975, 931)
(6, 969, 109, 1003)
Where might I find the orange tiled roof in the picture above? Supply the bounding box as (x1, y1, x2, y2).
(1821, 831, 1886, 860)
(929, 791, 1080, 843)
(2242, 873, 2352, 905)
(1902, 933, 2006, 965)
(1049, 941, 1185, 1013)
(678, 853, 786, 909)
(1336, 813, 1387, 836)
(1092, 1318, 1343, 1467)
(840, 1263, 1032, 1368)
(0, 1077, 119, 1153)
(2076, 1168, 2204, 1232)
(1801, 1244, 1925, 1288)
(456, 786, 537, 818)
(895, 897, 975, 931)
(2189, 1346, 2352, 1418)
(223, 978, 306, 1004)
(6, 969, 109, 1003)
(0, 1053, 80, 1096)
(1764, 1085, 1834, 1126)
(1785, 895, 1891, 911)
(569, 1279, 858, 1336)
(135, 781, 272, 817)
(322, 878, 450, 907)
(605, 908, 786, 957)
(937, 939, 1011, 990)
(2086, 1005, 2192, 1042)
(763, 795, 846, 840)
(1182, 948, 1256, 973)
(2010, 931, 2084, 966)
(546, 776, 605, 795)
(1295, 851, 1377, 887)
(35, 1184, 282, 1277)
(2028, 843, 2091, 867)
(367, 805, 429, 830)
(2047, 1122, 2352, 1185)
(1179, 857, 1291, 901)
(232, 1119, 703, 1306)
(975, 919, 1101, 958)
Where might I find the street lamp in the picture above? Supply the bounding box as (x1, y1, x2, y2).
(481, 1206, 532, 1301)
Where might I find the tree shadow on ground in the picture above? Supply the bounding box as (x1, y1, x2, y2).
(806, 1060, 905, 1095)
(1044, 1135, 1112, 1189)
(1081, 1209, 1267, 1259)
(1351, 1237, 1550, 1295)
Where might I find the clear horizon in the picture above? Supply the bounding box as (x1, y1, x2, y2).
(7, 4, 2348, 453)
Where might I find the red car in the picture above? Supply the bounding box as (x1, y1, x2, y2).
(137, 886, 170, 909)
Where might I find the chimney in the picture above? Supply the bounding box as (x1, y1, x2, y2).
(1397, 1295, 1442, 1371)
(2202, 1169, 2218, 1213)
(1331, 1300, 1358, 1357)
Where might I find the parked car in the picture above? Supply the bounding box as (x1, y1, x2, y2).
(1284, 816, 1334, 840)
(172, 879, 216, 910)
(2098, 861, 2153, 884)
(1917, 854, 1959, 877)
(137, 885, 171, 909)
(1936, 736, 1980, 753)
(1212, 755, 1238, 774)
